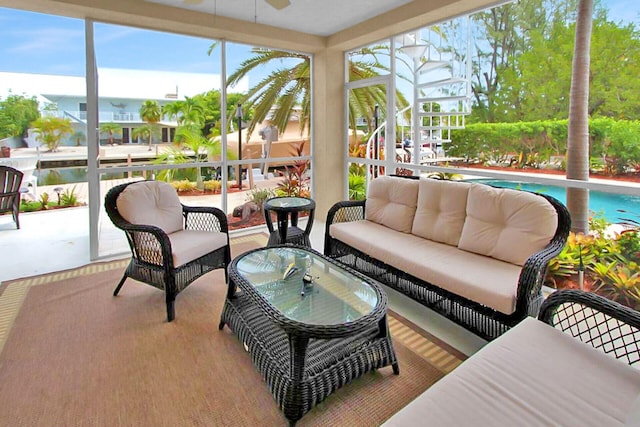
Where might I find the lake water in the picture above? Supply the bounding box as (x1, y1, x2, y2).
(467, 179, 640, 224)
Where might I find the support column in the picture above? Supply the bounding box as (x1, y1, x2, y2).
(312, 48, 344, 222)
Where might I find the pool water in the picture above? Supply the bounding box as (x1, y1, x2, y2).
(467, 179, 640, 224)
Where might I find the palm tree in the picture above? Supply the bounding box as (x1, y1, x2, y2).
(73, 130, 86, 147)
(174, 125, 210, 189)
(162, 102, 182, 123)
(180, 96, 205, 127)
(226, 49, 311, 138)
(132, 125, 153, 146)
(566, 0, 593, 234)
(99, 122, 122, 146)
(139, 100, 161, 151)
(225, 46, 409, 140)
(31, 116, 74, 152)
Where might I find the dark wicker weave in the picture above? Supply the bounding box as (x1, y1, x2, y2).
(219, 246, 398, 427)
(324, 186, 571, 341)
(264, 197, 316, 248)
(539, 289, 640, 366)
(105, 181, 231, 322)
(0, 166, 23, 229)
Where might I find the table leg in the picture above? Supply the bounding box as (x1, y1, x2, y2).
(277, 211, 289, 243)
(285, 334, 309, 425)
(290, 211, 299, 227)
(378, 314, 400, 375)
(218, 278, 238, 330)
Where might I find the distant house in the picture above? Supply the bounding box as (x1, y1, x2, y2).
(0, 68, 248, 147)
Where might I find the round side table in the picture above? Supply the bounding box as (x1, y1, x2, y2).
(264, 196, 315, 248)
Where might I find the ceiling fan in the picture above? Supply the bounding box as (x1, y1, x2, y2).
(182, 0, 291, 10)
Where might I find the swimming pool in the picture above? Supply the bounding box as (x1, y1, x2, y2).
(467, 179, 640, 224)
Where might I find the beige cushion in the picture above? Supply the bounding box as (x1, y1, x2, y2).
(330, 220, 521, 314)
(168, 230, 228, 267)
(458, 184, 558, 266)
(383, 317, 640, 427)
(411, 179, 470, 246)
(365, 176, 418, 233)
(116, 181, 183, 234)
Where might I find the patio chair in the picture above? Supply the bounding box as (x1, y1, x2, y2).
(105, 180, 231, 322)
(0, 166, 23, 229)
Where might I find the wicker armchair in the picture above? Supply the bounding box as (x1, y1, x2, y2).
(105, 180, 231, 322)
(539, 289, 640, 366)
(0, 166, 23, 229)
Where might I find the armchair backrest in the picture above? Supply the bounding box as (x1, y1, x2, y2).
(0, 165, 23, 211)
(115, 181, 184, 233)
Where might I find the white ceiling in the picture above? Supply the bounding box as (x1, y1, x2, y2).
(144, 0, 414, 37)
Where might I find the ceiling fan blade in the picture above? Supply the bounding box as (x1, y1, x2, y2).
(265, 0, 290, 10)
(183, 0, 204, 4)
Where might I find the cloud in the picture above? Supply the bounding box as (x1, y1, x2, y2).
(7, 27, 84, 54)
(94, 25, 144, 44)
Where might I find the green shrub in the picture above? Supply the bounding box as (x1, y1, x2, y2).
(245, 187, 275, 209)
(171, 180, 196, 192)
(348, 173, 366, 201)
(203, 180, 222, 193)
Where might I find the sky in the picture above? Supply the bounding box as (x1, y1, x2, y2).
(0, 7, 262, 85)
(0, 1, 638, 80)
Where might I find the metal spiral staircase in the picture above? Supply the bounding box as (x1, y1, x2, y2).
(401, 23, 471, 163)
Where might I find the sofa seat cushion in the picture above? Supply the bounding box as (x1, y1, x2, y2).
(330, 220, 522, 314)
(411, 179, 470, 246)
(382, 317, 640, 427)
(458, 184, 558, 266)
(365, 176, 419, 233)
(116, 180, 184, 234)
(168, 230, 228, 267)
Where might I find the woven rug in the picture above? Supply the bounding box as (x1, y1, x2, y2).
(0, 233, 465, 427)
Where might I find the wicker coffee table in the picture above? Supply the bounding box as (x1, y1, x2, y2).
(218, 245, 399, 426)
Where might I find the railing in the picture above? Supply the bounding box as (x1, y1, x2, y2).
(41, 110, 143, 123)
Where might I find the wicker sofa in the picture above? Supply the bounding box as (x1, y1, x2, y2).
(324, 175, 571, 340)
(383, 289, 640, 426)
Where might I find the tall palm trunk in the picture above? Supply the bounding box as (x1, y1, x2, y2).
(566, 0, 593, 234)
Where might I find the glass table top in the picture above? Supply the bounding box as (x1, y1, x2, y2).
(265, 197, 312, 209)
(234, 247, 379, 326)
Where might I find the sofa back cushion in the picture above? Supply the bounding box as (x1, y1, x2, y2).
(365, 176, 419, 233)
(411, 179, 470, 246)
(116, 180, 184, 234)
(458, 184, 558, 266)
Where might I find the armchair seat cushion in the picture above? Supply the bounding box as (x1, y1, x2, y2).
(169, 230, 229, 267)
(330, 220, 521, 314)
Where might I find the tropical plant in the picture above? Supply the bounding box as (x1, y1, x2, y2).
(132, 124, 156, 147)
(73, 130, 86, 147)
(426, 171, 464, 181)
(225, 48, 310, 138)
(170, 179, 197, 192)
(203, 179, 222, 193)
(245, 187, 275, 210)
(99, 122, 122, 146)
(139, 100, 161, 151)
(31, 116, 74, 152)
(174, 125, 211, 189)
(275, 142, 310, 197)
(39, 192, 50, 210)
(60, 186, 79, 206)
(152, 147, 190, 182)
(348, 173, 366, 200)
(224, 45, 408, 141)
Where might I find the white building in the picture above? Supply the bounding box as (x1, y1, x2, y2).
(0, 68, 248, 146)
